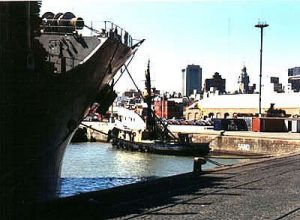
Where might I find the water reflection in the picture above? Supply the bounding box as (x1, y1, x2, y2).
(61, 142, 196, 178)
(60, 142, 246, 197)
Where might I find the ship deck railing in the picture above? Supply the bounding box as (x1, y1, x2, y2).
(40, 20, 135, 48)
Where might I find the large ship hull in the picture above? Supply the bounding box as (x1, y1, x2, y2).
(0, 2, 136, 218)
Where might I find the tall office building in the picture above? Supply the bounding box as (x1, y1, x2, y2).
(288, 67, 300, 92)
(270, 77, 283, 93)
(182, 64, 202, 96)
(288, 67, 300, 76)
(204, 72, 226, 93)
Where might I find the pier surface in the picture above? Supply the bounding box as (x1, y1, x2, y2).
(42, 153, 300, 219)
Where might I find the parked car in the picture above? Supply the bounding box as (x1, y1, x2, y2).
(186, 120, 196, 125)
(195, 120, 205, 126)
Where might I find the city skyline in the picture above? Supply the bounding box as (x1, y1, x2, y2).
(41, 0, 300, 92)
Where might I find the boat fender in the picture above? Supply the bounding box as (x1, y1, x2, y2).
(144, 145, 149, 153)
(107, 130, 112, 142)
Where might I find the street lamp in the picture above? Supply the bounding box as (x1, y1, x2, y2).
(255, 22, 269, 116)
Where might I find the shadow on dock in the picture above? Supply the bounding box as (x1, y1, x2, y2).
(39, 173, 232, 219)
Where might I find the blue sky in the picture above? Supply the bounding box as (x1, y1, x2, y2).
(41, 0, 300, 93)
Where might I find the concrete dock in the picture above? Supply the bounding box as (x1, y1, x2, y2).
(41, 153, 300, 219)
(192, 131, 300, 155)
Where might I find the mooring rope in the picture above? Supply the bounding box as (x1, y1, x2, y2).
(205, 157, 226, 167)
(208, 130, 225, 143)
(80, 122, 109, 136)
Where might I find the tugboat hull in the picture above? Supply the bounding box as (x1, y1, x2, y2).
(112, 139, 210, 157)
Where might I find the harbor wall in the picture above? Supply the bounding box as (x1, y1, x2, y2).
(192, 132, 300, 155)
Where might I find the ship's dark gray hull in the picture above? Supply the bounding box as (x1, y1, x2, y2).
(0, 2, 134, 218)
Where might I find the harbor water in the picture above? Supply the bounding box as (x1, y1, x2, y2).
(60, 142, 248, 197)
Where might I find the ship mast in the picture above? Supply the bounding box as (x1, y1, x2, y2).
(144, 60, 156, 138)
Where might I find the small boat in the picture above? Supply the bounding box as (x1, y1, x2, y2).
(109, 61, 210, 157)
(112, 138, 210, 156)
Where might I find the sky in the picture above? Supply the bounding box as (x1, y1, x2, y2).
(41, 0, 300, 93)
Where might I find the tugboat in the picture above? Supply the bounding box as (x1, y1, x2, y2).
(0, 2, 143, 217)
(110, 61, 210, 156)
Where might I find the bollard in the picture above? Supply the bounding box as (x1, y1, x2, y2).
(193, 157, 206, 176)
